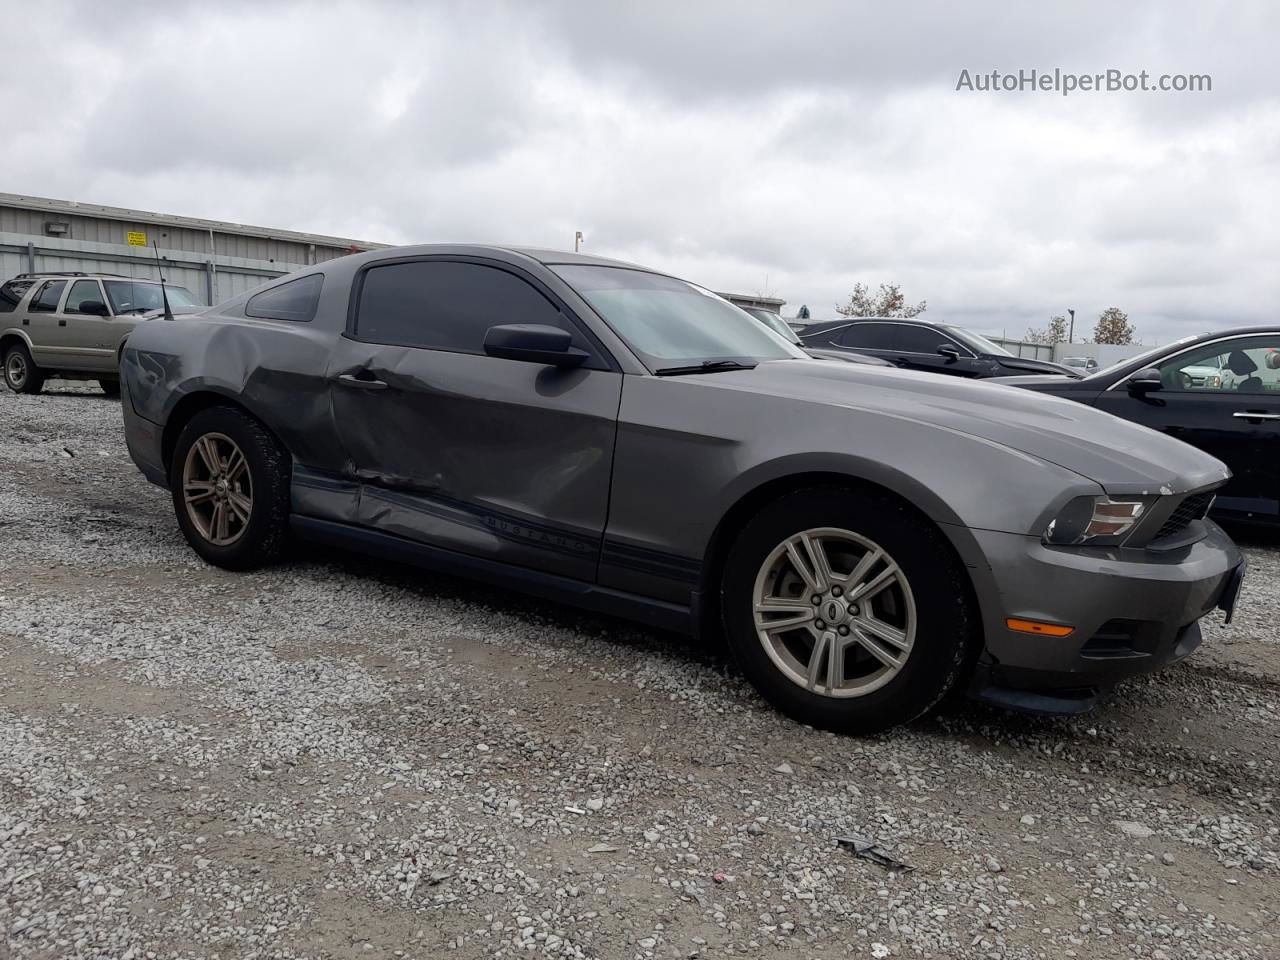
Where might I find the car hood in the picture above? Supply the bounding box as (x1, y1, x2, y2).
(993, 355, 1081, 377)
(993, 373, 1087, 390)
(704, 359, 1229, 494)
(803, 347, 894, 367)
(128, 305, 205, 321)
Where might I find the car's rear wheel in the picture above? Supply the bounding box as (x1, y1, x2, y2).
(722, 487, 976, 734)
(3, 342, 45, 394)
(99, 378, 120, 398)
(169, 406, 291, 570)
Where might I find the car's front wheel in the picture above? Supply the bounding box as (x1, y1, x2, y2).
(169, 406, 291, 570)
(722, 487, 976, 734)
(3, 342, 45, 394)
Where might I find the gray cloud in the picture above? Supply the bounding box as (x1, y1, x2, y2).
(1, 0, 1277, 342)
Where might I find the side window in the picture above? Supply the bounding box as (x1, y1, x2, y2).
(0, 279, 34, 313)
(1157, 336, 1280, 393)
(245, 273, 323, 322)
(836, 323, 899, 350)
(63, 280, 105, 315)
(29, 280, 67, 313)
(896, 325, 958, 355)
(355, 260, 571, 354)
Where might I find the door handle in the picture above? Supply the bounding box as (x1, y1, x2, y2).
(337, 373, 388, 390)
(1233, 411, 1280, 420)
(58, 319, 67, 326)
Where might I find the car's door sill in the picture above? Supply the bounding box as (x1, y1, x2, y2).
(289, 515, 697, 637)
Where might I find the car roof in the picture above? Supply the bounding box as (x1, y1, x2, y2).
(10, 272, 160, 282)
(801, 316, 936, 334)
(346, 243, 658, 273)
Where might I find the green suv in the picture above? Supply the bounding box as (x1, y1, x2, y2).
(1, 271, 200, 396)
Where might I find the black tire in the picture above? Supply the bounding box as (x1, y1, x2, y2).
(3, 342, 45, 394)
(721, 486, 977, 734)
(99, 378, 121, 398)
(169, 405, 292, 570)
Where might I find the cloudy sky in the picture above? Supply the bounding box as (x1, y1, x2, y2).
(3, 1, 1278, 342)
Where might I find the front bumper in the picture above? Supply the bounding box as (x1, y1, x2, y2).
(962, 521, 1243, 711)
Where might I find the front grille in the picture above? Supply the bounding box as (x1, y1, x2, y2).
(1153, 491, 1215, 542)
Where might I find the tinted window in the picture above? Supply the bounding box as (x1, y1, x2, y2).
(836, 323, 899, 350)
(0, 279, 33, 313)
(29, 280, 66, 313)
(1156, 336, 1280, 393)
(246, 273, 323, 322)
(356, 260, 570, 354)
(63, 280, 105, 315)
(896, 325, 958, 354)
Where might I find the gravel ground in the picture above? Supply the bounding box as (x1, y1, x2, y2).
(1, 384, 1277, 960)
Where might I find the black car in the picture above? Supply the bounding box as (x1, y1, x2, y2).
(1007, 326, 1280, 525)
(799, 317, 1079, 379)
(737, 306, 892, 367)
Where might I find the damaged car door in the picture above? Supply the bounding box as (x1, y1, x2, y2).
(326, 256, 622, 581)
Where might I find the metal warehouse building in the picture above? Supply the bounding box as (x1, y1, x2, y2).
(0, 192, 386, 305)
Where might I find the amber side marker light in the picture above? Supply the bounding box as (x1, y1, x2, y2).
(1006, 618, 1075, 638)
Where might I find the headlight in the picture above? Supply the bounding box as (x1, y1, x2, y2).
(1043, 496, 1150, 546)
(1206, 375, 1222, 388)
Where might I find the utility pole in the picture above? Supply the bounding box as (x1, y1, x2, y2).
(574, 231, 583, 253)
(1068, 308, 1076, 343)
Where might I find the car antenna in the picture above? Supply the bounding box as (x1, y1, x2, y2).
(151, 240, 175, 321)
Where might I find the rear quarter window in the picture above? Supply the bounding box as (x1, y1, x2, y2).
(245, 273, 323, 322)
(0, 279, 33, 313)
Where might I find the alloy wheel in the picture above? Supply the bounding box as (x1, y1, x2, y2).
(751, 527, 916, 698)
(182, 432, 253, 546)
(5, 351, 27, 389)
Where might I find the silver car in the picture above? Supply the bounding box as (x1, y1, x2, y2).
(118, 246, 1245, 732)
(1, 271, 200, 395)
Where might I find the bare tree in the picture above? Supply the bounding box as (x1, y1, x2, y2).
(1093, 307, 1136, 345)
(836, 283, 926, 318)
(1025, 315, 1069, 346)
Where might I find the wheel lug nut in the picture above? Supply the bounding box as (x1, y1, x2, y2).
(814, 620, 825, 630)
(811, 595, 822, 605)
(831, 586, 842, 597)
(838, 625, 850, 636)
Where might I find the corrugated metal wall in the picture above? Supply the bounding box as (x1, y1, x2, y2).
(1, 234, 286, 305)
(1, 195, 382, 305)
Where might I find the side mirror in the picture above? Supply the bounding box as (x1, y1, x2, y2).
(79, 300, 110, 317)
(484, 324, 588, 368)
(1127, 367, 1164, 393)
(937, 344, 960, 362)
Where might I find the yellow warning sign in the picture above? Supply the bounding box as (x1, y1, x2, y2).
(126, 230, 148, 247)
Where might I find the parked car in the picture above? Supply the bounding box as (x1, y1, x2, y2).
(120, 246, 1244, 732)
(1006, 327, 1280, 525)
(1062, 356, 1100, 373)
(799, 317, 1081, 378)
(738, 305, 891, 367)
(1, 271, 201, 395)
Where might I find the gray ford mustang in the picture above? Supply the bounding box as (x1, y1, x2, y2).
(120, 245, 1246, 732)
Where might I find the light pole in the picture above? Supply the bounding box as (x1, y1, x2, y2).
(574, 231, 583, 253)
(1068, 308, 1075, 343)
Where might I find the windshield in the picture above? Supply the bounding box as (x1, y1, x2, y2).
(742, 306, 802, 344)
(554, 265, 805, 369)
(103, 280, 199, 314)
(946, 327, 1013, 356)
